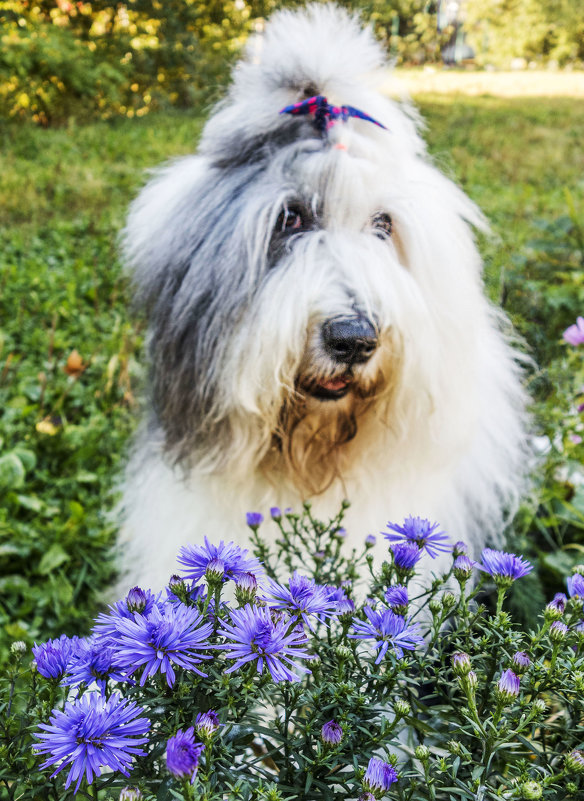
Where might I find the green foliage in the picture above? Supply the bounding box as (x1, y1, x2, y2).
(464, 0, 584, 67)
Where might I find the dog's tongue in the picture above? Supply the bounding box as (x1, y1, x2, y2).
(319, 377, 350, 392)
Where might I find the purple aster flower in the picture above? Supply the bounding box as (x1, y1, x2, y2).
(391, 541, 423, 570)
(125, 587, 148, 613)
(270, 506, 282, 520)
(511, 651, 531, 674)
(545, 592, 568, 619)
(114, 603, 213, 687)
(216, 603, 312, 682)
(451, 651, 472, 676)
(384, 516, 451, 559)
(63, 636, 127, 695)
(453, 555, 476, 581)
(549, 620, 568, 642)
(195, 710, 220, 739)
(479, 548, 533, 585)
(246, 511, 264, 529)
(235, 572, 258, 605)
(452, 541, 469, 556)
(93, 588, 162, 648)
(177, 537, 263, 584)
(265, 572, 340, 630)
(34, 691, 150, 793)
(32, 634, 80, 681)
(496, 669, 520, 702)
(384, 585, 408, 614)
(564, 317, 584, 346)
(566, 749, 584, 774)
(321, 719, 343, 745)
(363, 756, 398, 794)
(567, 573, 584, 598)
(166, 727, 204, 783)
(349, 607, 423, 662)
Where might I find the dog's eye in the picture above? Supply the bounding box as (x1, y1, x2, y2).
(371, 212, 393, 239)
(277, 206, 306, 233)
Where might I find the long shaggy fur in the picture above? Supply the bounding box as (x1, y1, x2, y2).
(118, 4, 528, 592)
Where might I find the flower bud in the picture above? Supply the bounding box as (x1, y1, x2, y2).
(235, 572, 258, 605)
(358, 794, 376, 801)
(531, 698, 546, 715)
(246, 511, 264, 530)
(453, 555, 474, 582)
(545, 592, 567, 620)
(270, 506, 282, 521)
(452, 541, 469, 557)
(125, 586, 147, 613)
(511, 651, 531, 675)
(565, 749, 584, 774)
(394, 698, 411, 718)
(313, 550, 325, 562)
(429, 598, 442, 615)
(464, 670, 478, 690)
(566, 782, 578, 794)
(120, 788, 143, 801)
(572, 565, 584, 576)
(11, 641, 26, 656)
(385, 584, 408, 616)
(496, 669, 520, 703)
(414, 745, 430, 762)
(451, 652, 472, 676)
(205, 558, 225, 583)
(447, 740, 462, 756)
(337, 598, 355, 623)
(333, 527, 347, 540)
(321, 719, 343, 746)
(519, 780, 543, 800)
(549, 620, 568, 643)
(442, 592, 456, 610)
(335, 645, 352, 662)
(365, 534, 376, 549)
(196, 710, 220, 740)
(362, 757, 398, 795)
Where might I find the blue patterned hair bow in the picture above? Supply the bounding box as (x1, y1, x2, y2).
(279, 94, 387, 134)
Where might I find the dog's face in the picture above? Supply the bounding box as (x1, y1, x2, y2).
(124, 10, 488, 496)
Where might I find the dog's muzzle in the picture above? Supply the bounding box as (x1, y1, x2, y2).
(322, 315, 378, 365)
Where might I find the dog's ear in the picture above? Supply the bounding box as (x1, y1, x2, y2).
(122, 156, 263, 463)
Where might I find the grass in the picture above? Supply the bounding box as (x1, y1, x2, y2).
(0, 92, 582, 654)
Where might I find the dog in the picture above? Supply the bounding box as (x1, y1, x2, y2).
(117, 4, 528, 593)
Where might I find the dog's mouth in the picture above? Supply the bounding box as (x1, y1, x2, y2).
(300, 374, 353, 401)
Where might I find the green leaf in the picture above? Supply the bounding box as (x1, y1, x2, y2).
(38, 544, 70, 575)
(0, 452, 26, 490)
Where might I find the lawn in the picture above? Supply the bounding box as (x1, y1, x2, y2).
(0, 88, 583, 654)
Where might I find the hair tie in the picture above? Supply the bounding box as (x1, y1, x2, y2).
(279, 95, 387, 134)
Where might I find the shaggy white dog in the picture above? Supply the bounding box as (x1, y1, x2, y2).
(118, 4, 527, 592)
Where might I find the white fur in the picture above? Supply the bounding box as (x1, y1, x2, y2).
(117, 5, 528, 594)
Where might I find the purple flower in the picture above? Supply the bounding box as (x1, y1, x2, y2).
(365, 534, 376, 548)
(93, 589, 162, 648)
(32, 634, 80, 681)
(496, 669, 520, 702)
(125, 587, 148, 613)
(120, 788, 143, 801)
(216, 604, 312, 682)
(567, 573, 584, 598)
(270, 506, 282, 520)
(453, 555, 476, 581)
(177, 537, 263, 584)
(321, 719, 343, 745)
(452, 541, 469, 556)
(549, 620, 568, 642)
(265, 572, 340, 630)
(349, 607, 424, 662)
(363, 756, 398, 794)
(384, 585, 408, 614)
(235, 572, 258, 605)
(34, 692, 150, 793)
(166, 727, 204, 783)
(566, 749, 584, 774)
(563, 317, 584, 346)
(511, 651, 531, 674)
(391, 542, 423, 570)
(384, 516, 450, 559)
(545, 592, 567, 619)
(195, 710, 220, 739)
(479, 548, 533, 585)
(113, 603, 213, 687)
(246, 511, 264, 529)
(63, 636, 127, 695)
(451, 651, 472, 676)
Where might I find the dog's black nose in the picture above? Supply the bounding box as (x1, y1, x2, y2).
(322, 316, 378, 364)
